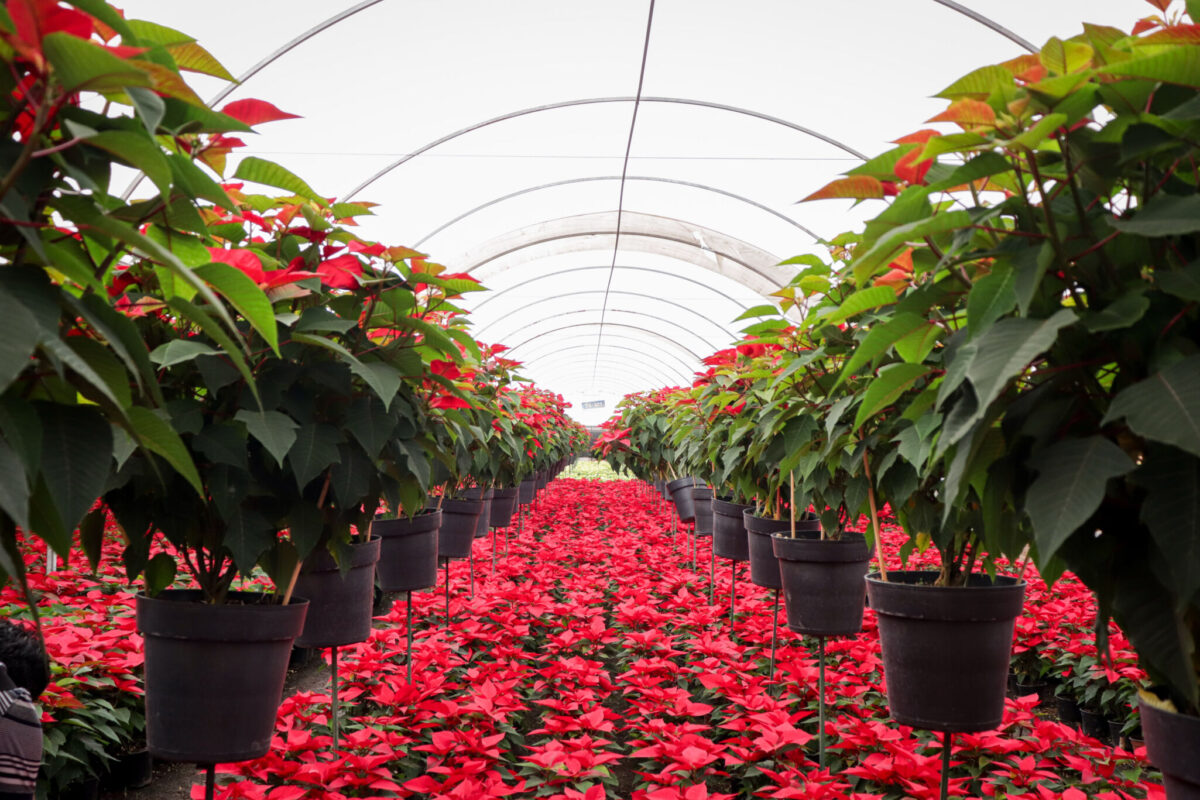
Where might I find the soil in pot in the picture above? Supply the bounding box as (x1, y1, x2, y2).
(711, 497, 752, 561)
(692, 487, 714, 537)
(437, 498, 483, 560)
(294, 536, 381, 648)
(370, 509, 440, 592)
(136, 590, 308, 764)
(865, 571, 1026, 733)
(772, 531, 869, 637)
(744, 511, 819, 590)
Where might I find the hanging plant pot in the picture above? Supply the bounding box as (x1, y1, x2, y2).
(136, 590, 308, 763)
(712, 497, 752, 561)
(438, 498, 483, 559)
(1140, 696, 1200, 799)
(865, 571, 1026, 732)
(294, 536, 381, 648)
(464, 487, 494, 539)
(491, 487, 519, 527)
(535, 470, 549, 491)
(744, 511, 819, 590)
(519, 478, 536, 507)
(371, 509, 440, 592)
(659, 481, 671, 502)
(772, 532, 870, 636)
(667, 477, 700, 522)
(692, 487, 714, 537)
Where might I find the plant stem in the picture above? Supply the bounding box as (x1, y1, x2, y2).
(861, 450, 888, 582)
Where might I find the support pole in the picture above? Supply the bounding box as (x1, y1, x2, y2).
(708, 540, 714, 604)
(331, 646, 340, 749)
(443, 559, 450, 625)
(469, 547, 475, 598)
(406, 591, 413, 684)
(817, 636, 826, 769)
(46, 545, 57, 573)
(770, 588, 779, 680)
(491, 529, 497, 572)
(730, 560, 736, 641)
(204, 764, 215, 800)
(940, 730, 952, 800)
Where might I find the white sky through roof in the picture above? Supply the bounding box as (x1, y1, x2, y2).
(120, 0, 1150, 424)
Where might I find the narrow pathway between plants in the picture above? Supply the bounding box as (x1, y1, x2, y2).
(180, 479, 1157, 799)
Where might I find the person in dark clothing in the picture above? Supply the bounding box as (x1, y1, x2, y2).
(0, 621, 48, 800)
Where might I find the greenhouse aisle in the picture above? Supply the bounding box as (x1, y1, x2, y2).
(194, 478, 1159, 800)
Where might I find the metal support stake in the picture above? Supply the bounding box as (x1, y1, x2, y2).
(817, 636, 826, 769)
(491, 529, 497, 572)
(204, 765, 215, 800)
(443, 559, 450, 625)
(708, 540, 714, 604)
(769, 588, 779, 680)
(469, 547, 475, 598)
(941, 730, 952, 800)
(730, 560, 736, 641)
(406, 591, 413, 684)
(331, 646, 340, 749)
(46, 545, 57, 573)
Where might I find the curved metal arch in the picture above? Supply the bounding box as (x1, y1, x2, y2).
(415, 175, 820, 248)
(123, 0, 389, 201)
(345, 96, 870, 200)
(507, 322, 703, 360)
(500, 307, 723, 353)
(474, 264, 752, 315)
(524, 346, 687, 381)
(536, 364, 664, 392)
(539, 368, 659, 394)
(518, 342, 691, 383)
(475, 289, 733, 342)
(458, 214, 788, 293)
(531, 355, 674, 386)
(515, 333, 698, 376)
(931, 0, 1036, 53)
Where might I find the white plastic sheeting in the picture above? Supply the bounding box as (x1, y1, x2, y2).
(119, 0, 1145, 423)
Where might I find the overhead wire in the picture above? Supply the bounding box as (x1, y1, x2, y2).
(592, 0, 657, 390)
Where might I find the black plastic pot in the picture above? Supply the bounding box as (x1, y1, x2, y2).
(772, 532, 869, 636)
(667, 477, 700, 522)
(136, 590, 308, 763)
(439, 498, 483, 559)
(865, 571, 1026, 732)
(744, 512, 819, 590)
(712, 498, 752, 561)
(1109, 719, 1127, 750)
(101, 748, 152, 791)
(660, 480, 671, 501)
(491, 487, 519, 527)
(1014, 679, 1049, 706)
(464, 487, 494, 539)
(1081, 708, 1110, 742)
(294, 537, 381, 648)
(519, 478, 536, 506)
(692, 487, 714, 537)
(371, 509, 440, 592)
(1056, 696, 1082, 729)
(535, 470, 549, 491)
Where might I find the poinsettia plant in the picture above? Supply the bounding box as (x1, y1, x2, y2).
(802, 2, 1200, 712)
(0, 1, 286, 598)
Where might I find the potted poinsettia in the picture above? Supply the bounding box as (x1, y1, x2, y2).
(805, 10, 1200, 786)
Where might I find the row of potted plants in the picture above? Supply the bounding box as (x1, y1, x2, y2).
(0, 0, 588, 782)
(598, 5, 1200, 795)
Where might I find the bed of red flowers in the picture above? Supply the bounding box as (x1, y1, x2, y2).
(5, 478, 1163, 799)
